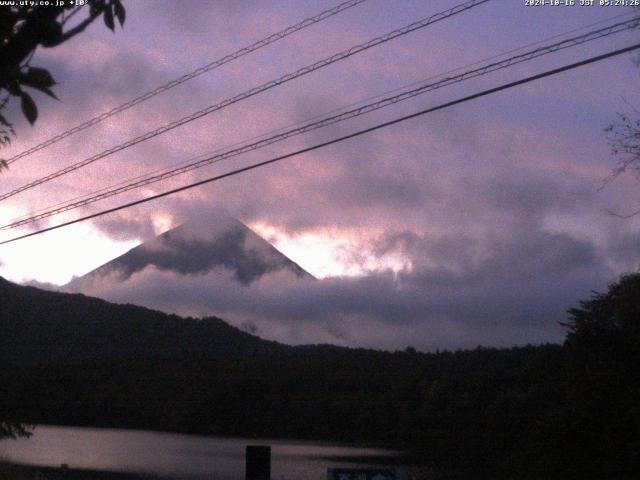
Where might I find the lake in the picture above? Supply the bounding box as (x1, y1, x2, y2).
(0, 425, 414, 480)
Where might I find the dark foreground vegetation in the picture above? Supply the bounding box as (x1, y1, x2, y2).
(1, 274, 638, 479)
(0, 462, 154, 480)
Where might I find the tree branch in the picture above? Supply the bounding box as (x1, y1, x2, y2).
(606, 207, 640, 219)
(53, 7, 104, 46)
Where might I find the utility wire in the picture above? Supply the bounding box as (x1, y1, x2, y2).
(10, 8, 636, 231)
(3, 15, 637, 230)
(4, 0, 369, 165)
(2, 42, 638, 246)
(4, 15, 634, 229)
(0, 0, 491, 202)
(10, 9, 633, 227)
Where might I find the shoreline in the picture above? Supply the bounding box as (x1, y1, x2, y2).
(0, 463, 164, 480)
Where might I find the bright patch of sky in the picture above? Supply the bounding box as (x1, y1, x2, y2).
(0, 223, 137, 285)
(250, 222, 411, 278)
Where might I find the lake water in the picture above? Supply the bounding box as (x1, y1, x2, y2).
(0, 425, 412, 480)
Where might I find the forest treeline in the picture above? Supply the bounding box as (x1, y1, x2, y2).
(1, 274, 638, 478)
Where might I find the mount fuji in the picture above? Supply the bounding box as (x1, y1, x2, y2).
(64, 210, 314, 331)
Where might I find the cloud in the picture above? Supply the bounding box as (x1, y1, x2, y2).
(605, 230, 640, 273)
(93, 209, 159, 243)
(66, 216, 614, 351)
(21, 279, 60, 291)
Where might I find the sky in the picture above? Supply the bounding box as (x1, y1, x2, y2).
(1, 0, 640, 350)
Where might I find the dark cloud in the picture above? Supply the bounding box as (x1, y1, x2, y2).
(93, 209, 159, 243)
(67, 215, 615, 350)
(607, 230, 640, 269)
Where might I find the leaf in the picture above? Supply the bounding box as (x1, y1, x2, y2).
(114, 0, 125, 26)
(19, 67, 59, 99)
(20, 67, 56, 89)
(20, 92, 38, 125)
(104, 6, 114, 31)
(38, 87, 59, 100)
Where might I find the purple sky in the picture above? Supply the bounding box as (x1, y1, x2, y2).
(1, 0, 640, 350)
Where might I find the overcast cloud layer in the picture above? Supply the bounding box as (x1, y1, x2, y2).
(65, 218, 615, 350)
(2, 0, 640, 350)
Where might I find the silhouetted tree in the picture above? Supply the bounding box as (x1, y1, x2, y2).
(559, 272, 640, 478)
(0, 420, 31, 440)
(563, 272, 640, 350)
(0, 0, 125, 167)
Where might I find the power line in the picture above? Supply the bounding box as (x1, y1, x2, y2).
(2, 42, 638, 246)
(14, 9, 632, 226)
(4, 0, 369, 166)
(4, 15, 638, 230)
(0, 0, 491, 202)
(10, 8, 635, 231)
(4, 15, 635, 229)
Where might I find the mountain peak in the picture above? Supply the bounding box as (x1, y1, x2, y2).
(66, 211, 312, 292)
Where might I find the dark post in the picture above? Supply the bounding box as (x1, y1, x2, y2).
(246, 445, 270, 480)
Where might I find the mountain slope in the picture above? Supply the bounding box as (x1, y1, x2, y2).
(0, 276, 286, 364)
